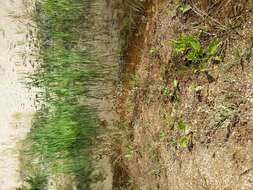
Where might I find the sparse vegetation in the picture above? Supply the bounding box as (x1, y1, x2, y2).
(109, 0, 253, 189)
(24, 0, 107, 189)
(178, 3, 191, 14)
(18, 0, 253, 189)
(171, 35, 222, 71)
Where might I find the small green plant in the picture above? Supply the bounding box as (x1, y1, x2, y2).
(161, 83, 170, 97)
(179, 137, 189, 148)
(159, 131, 167, 141)
(171, 35, 222, 69)
(24, 173, 47, 190)
(125, 144, 135, 159)
(177, 120, 187, 130)
(179, 3, 191, 14)
(172, 35, 203, 62)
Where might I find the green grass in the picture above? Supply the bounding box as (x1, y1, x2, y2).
(24, 0, 104, 189)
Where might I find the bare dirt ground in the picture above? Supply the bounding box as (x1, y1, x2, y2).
(0, 0, 36, 189)
(114, 0, 253, 189)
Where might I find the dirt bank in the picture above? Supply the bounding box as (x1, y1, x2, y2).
(114, 0, 253, 189)
(0, 0, 36, 189)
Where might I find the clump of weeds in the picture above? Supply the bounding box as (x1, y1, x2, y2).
(171, 34, 223, 72)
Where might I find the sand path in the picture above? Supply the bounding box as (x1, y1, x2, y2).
(0, 0, 35, 189)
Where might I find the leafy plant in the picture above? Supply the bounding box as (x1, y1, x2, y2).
(171, 35, 222, 67)
(179, 137, 189, 148)
(179, 3, 191, 14)
(172, 35, 203, 62)
(161, 83, 170, 97)
(24, 173, 48, 190)
(159, 131, 167, 141)
(177, 120, 187, 130)
(207, 38, 222, 56)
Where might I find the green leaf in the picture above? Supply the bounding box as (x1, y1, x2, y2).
(173, 41, 187, 53)
(186, 51, 197, 61)
(207, 39, 221, 56)
(179, 137, 189, 148)
(185, 36, 201, 52)
(179, 3, 191, 13)
(159, 132, 167, 141)
(173, 79, 178, 88)
(213, 56, 222, 62)
(177, 121, 187, 130)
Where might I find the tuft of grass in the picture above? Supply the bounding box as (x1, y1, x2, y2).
(24, 0, 109, 189)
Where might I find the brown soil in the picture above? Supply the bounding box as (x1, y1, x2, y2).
(113, 0, 253, 189)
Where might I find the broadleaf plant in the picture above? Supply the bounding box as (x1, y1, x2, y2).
(171, 35, 222, 67)
(179, 3, 191, 14)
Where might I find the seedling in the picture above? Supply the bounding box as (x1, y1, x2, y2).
(179, 137, 189, 148)
(125, 144, 135, 158)
(177, 120, 187, 130)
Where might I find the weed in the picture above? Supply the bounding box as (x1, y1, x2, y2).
(25, 174, 48, 190)
(172, 35, 203, 62)
(179, 137, 189, 148)
(16, 172, 47, 190)
(161, 83, 170, 98)
(178, 3, 191, 14)
(177, 120, 188, 130)
(171, 35, 222, 71)
(25, 0, 105, 188)
(125, 144, 135, 159)
(216, 103, 238, 129)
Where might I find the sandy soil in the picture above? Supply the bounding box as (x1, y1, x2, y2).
(0, 0, 36, 189)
